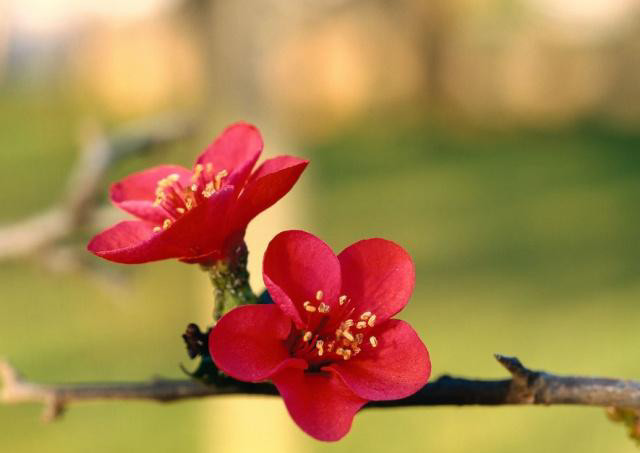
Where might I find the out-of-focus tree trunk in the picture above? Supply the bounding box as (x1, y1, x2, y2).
(177, 2, 310, 452)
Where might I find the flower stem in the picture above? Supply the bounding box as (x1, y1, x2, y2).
(206, 241, 258, 321)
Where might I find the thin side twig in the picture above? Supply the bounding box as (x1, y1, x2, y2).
(0, 112, 196, 263)
(3, 355, 640, 422)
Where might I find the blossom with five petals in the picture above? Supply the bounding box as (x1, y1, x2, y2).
(88, 123, 308, 264)
(209, 230, 430, 441)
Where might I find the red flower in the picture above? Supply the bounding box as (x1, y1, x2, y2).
(88, 123, 308, 264)
(209, 230, 431, 441)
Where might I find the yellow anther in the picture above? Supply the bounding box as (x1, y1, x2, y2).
(339, 295, 347, 305)
(303, 331, 312, 342)
(190, 183, 198, 192)
(315, 290, 323, 301)
(343, 349, 352, 360)
(153, 226, 162, 233)
(214, 169, 228, 189)
(343, 319, 354, 328)
(318, 303, 330, 313)
(360, 311, 372, 320)
(168, 173, 180, 182)
(185, 198, 194, 210)
(352, 346, 361, 355)
(369, 336, 378, 348)
(202, 182, 216, 198)
(356, 321, 367, 329)
(342, 331, 354, 342)
(162, 219, 172, 230)
(367, 314, 377, 327)
(176, 207, 185, 214)
(303, 301, 316, 312)
(336, 347, 344, 355)
(315, 340, 324, 356)
(192, 165, 203, 181)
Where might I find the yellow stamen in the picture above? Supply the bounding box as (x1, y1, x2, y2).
(315, 290, 323, 301)
(316, 340, 324, 356)
(214, 169, 228, 189)
(153, 226, 162, 233)
(339, 295, 347, 305)
(176, 207, 185, 214)
(343, 331, 354, 342)
(343, 319, 354, 328)
(360, 311, 372, 320)
(162, 219, 172, 230)
(336, 347, 344, 355)
(318, 302, 330, 313)
(190, 183, 198, 192)
(367, 314, 377, 327)
(202, 182, 216, 198)
(343, 349, 352, 360)
(303, 301, 316, 312)
(192, 164, 203, 181)
(356, 321, 367, 329)
(369, 336, 378, 348)
(303, 331, 312, 342)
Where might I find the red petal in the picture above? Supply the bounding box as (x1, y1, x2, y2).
(110, 165, 192, 223)
(263, 231, 341, 328)
(88, 186, 236, 263)
(338, 238, 415, 323)
(230, 156, 308, 231)
(209, 305, 306, 382)
(272, 368, 367, 441)
(196, 122, 263, 189)
(325, 319, 430, 401)
(87, 220, 182, 263)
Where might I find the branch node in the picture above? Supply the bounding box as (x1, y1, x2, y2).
(494, 354, 543, 404)
(494, 354, 527, 378)
(43, 395, 66, 422)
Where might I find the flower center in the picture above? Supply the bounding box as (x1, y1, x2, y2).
(151, 164, 228, 233)
(291, 289, 379, 366)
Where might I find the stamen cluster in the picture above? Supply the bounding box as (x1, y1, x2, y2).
(151, 165, 228, 232)
(295, 290, 378, 364)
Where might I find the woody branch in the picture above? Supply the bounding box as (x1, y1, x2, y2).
(2, 355, 640, 422)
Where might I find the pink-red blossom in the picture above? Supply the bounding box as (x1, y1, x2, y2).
(209, 230, 430, 441)
(88, 122, 308, 264)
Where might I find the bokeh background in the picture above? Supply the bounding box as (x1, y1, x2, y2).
(1, 0, 640, 452)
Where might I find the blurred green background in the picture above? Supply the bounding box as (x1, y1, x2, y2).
(1, 0, 640, 452)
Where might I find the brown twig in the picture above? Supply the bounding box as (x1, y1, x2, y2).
(2, 355, 640, 422)
(0, 112, 196, 264)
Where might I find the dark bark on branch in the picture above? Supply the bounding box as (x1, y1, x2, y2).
(3, 355, 640, 421)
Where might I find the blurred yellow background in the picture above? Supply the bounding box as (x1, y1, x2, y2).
(1, 0, 640, 452)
